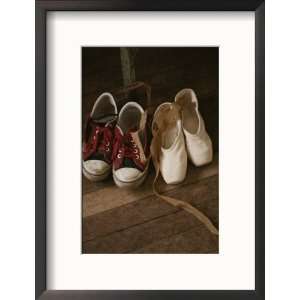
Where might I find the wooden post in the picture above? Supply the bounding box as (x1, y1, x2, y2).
(120, 47, 138, 87)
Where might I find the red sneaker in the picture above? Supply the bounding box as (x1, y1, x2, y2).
(112, 102, 150, 188)
(82, 93, 117, 181)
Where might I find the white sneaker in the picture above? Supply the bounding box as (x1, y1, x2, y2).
(82, 93, 118, 181)
(151, 102, 187, 184)
(175, 88, 213, 166)
(112, 102, 150, 188)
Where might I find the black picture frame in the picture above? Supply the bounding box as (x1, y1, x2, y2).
(36, 0, 265, 299)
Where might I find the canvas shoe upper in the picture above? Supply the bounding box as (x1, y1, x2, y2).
(151, 102, 187, 184)
(82, 93, 117, 181)
(112, 102, 149, 188)
(175, 88, 213, 166)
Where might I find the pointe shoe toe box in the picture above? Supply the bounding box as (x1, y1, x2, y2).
(160, 133, 187, 184)
(185, 132, 213, 166)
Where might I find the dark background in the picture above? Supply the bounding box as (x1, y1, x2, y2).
(82, 47, 218, 151)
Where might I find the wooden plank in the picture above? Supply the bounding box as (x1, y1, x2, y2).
(133, 225, 219, 254)
(82, 174, 113, 196)
(120, 47, 137, 86)
(83, 174, 218, 242)
(83, 156, 218, 217)
(83, 198, 218, 254)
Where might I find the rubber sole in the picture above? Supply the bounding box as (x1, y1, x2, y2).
(113, 163, 149, 188)
(82, 166, 111, 182)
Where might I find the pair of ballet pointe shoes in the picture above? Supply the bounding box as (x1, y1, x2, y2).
(151, 88, 213, 185)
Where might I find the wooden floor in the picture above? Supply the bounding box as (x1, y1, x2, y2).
(82, 157, 219, 254)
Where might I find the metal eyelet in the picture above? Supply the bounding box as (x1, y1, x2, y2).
(133, 149, 138, 153)
(117, 154, 122, 159)
(135, 154, 139, 159)
(106, 147, 110, 152)
(106, 142, 110, 146)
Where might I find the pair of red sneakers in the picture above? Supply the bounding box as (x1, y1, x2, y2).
(83, 93, 150, 188)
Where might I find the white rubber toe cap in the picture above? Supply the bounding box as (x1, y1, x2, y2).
(83, 160, 110, 175)
(114, 167, 142, 183)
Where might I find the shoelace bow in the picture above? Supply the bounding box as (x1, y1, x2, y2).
(112, 129, 139, 162)
(150, 103, 219, 236)
(83, 119, 113, 160)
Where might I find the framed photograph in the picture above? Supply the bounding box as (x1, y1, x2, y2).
(36, 0, 264, 299)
